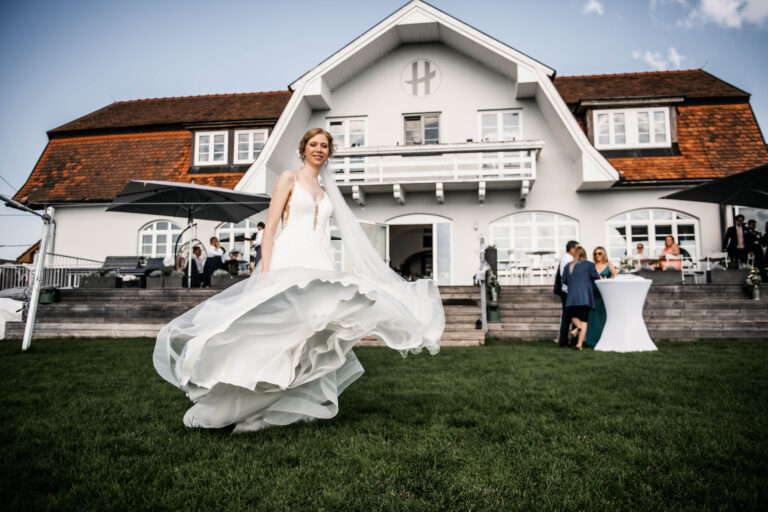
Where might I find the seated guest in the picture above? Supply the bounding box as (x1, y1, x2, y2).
(632, 243, 652, 268)
(657, 236, 681, 270)
(585, 247, 617, 348)
(562, 246, 602, 351)
(203, 237, 225, 287)
(184, 245, 204, 288)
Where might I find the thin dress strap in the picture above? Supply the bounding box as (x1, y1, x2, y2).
(282, 171, 297, 227)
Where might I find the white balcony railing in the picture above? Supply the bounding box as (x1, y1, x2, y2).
(330, 140, 543, 188)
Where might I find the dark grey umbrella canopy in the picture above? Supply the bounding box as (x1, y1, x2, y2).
(107, 180, 271, 223)
(662, 163, 768, 209)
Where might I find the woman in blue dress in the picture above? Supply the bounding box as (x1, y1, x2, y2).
(562, 247, 603, 350)
(584, 247, 617, 348)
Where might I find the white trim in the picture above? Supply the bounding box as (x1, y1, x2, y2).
(233, 129, 268, 164)
(593, 107, 672, 149)
(194, 131, 229, 166)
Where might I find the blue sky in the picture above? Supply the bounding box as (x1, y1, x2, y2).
(1, 0, 766, 260)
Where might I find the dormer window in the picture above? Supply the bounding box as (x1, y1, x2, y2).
(234, 129, 267, 164)
(194, 131, 228, 165)
(593, 107, 671, 149)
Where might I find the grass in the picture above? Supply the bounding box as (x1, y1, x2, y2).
(0, 338, 766, 511)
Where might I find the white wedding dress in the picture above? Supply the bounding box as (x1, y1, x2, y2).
(154, 174, 444, 432)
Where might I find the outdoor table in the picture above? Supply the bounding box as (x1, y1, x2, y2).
(594, 274, 657, 352)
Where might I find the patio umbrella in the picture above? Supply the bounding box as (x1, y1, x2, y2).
(661, 163, 768, 208)
(107, 180, 271, 287)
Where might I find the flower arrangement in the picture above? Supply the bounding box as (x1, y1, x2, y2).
(745, 267, 762, 288)
(487, 269, 501, 299)
(618, 255, 636, 274)
(212, 269, 230, 277)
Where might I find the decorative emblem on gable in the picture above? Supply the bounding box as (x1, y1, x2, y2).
(401, 59, 441, 98)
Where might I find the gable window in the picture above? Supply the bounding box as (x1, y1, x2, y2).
(328, 117, 366, 182)
(234, 129, 267, 164)
(479, 110, 522, 141)
(593, 107, 670, 149)
(195, 131, 228, 165)
(404, 113, 439, 145)
(139, 220, 183, 259)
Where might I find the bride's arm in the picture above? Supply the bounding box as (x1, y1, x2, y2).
(260, 171, 294, 273)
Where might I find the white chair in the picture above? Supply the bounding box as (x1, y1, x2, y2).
(682, 257, 705, 285)
(705, 251, 729, 270)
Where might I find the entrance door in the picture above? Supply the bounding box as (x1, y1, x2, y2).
(387, 214, 452, 285)
(359, 221, 389, 263)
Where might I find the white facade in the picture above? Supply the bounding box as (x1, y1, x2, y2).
(45, 0, 726, 284)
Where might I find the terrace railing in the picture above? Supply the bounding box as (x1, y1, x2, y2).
(0, 253, 103, 291)
(331, 140, 543, 189)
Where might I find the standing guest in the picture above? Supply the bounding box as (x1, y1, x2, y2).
(745, 219, 766, 281)
(250, 222, 266, 266)
(584, 247, 617, 348)
(562, 247, 602, 351)
(185, 246, 204, 288)
(657, 236, 681, 270)
(554, 240, 579, 347)
(203, 236, 225, 287)
(723, 214, 748, 266)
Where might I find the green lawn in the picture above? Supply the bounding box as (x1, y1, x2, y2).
(1, 338, 766, 511)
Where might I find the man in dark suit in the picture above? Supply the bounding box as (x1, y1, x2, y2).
(555, 240, 579, 347)
(723, 214, 748, 266)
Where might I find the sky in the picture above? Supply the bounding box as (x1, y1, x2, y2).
(0, 0, 766, 261)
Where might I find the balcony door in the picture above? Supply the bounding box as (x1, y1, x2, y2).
(387, 214, 451, 285)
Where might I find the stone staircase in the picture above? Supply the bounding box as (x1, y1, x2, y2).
(488, 283, 768, 341)
(5, 285, 486, 347)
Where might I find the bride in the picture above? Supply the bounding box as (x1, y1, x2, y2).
(153, 128, 445, 432)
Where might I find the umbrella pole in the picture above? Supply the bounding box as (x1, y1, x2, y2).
(187, 212, 193, 289)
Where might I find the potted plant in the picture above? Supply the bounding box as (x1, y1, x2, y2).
(618, 255, 636, 274)
(146, 269, 163, 288)
(81, 269, 120, 289)
(39, 286, 58, 304)
(745, 266, 762, 300)
(164, 268, 184, 288)
(486, 270, 501, 322)
(120, 274, 141, 288)
(210, 269, 235, 288)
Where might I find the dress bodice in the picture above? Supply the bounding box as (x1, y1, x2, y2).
(282, 179, 333, 234)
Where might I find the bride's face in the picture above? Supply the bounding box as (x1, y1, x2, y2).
(304, 134, 330, 166)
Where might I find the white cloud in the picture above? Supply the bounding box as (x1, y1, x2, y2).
(667, 47, 685, 68)
(582, 0, 604, 15)
(675, 0, 768, 29)
(633, 47, 687, 70)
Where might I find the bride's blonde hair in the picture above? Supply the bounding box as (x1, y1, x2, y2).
(299, 128, 335, 162)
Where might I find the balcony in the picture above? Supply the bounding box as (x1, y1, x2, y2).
(330, 140, 544, 205)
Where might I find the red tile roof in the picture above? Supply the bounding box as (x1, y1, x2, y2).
(50, 91, 291, 134)
(554, 69, 749, 104)
(608, 104, 768, 181)
(13, 132, 243, 204)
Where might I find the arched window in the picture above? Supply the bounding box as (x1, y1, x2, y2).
(606, 208, 699, 262)
(490, 212, 579, 264)
(139, 220, 183, 258)
(215, 219, 260, 256)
